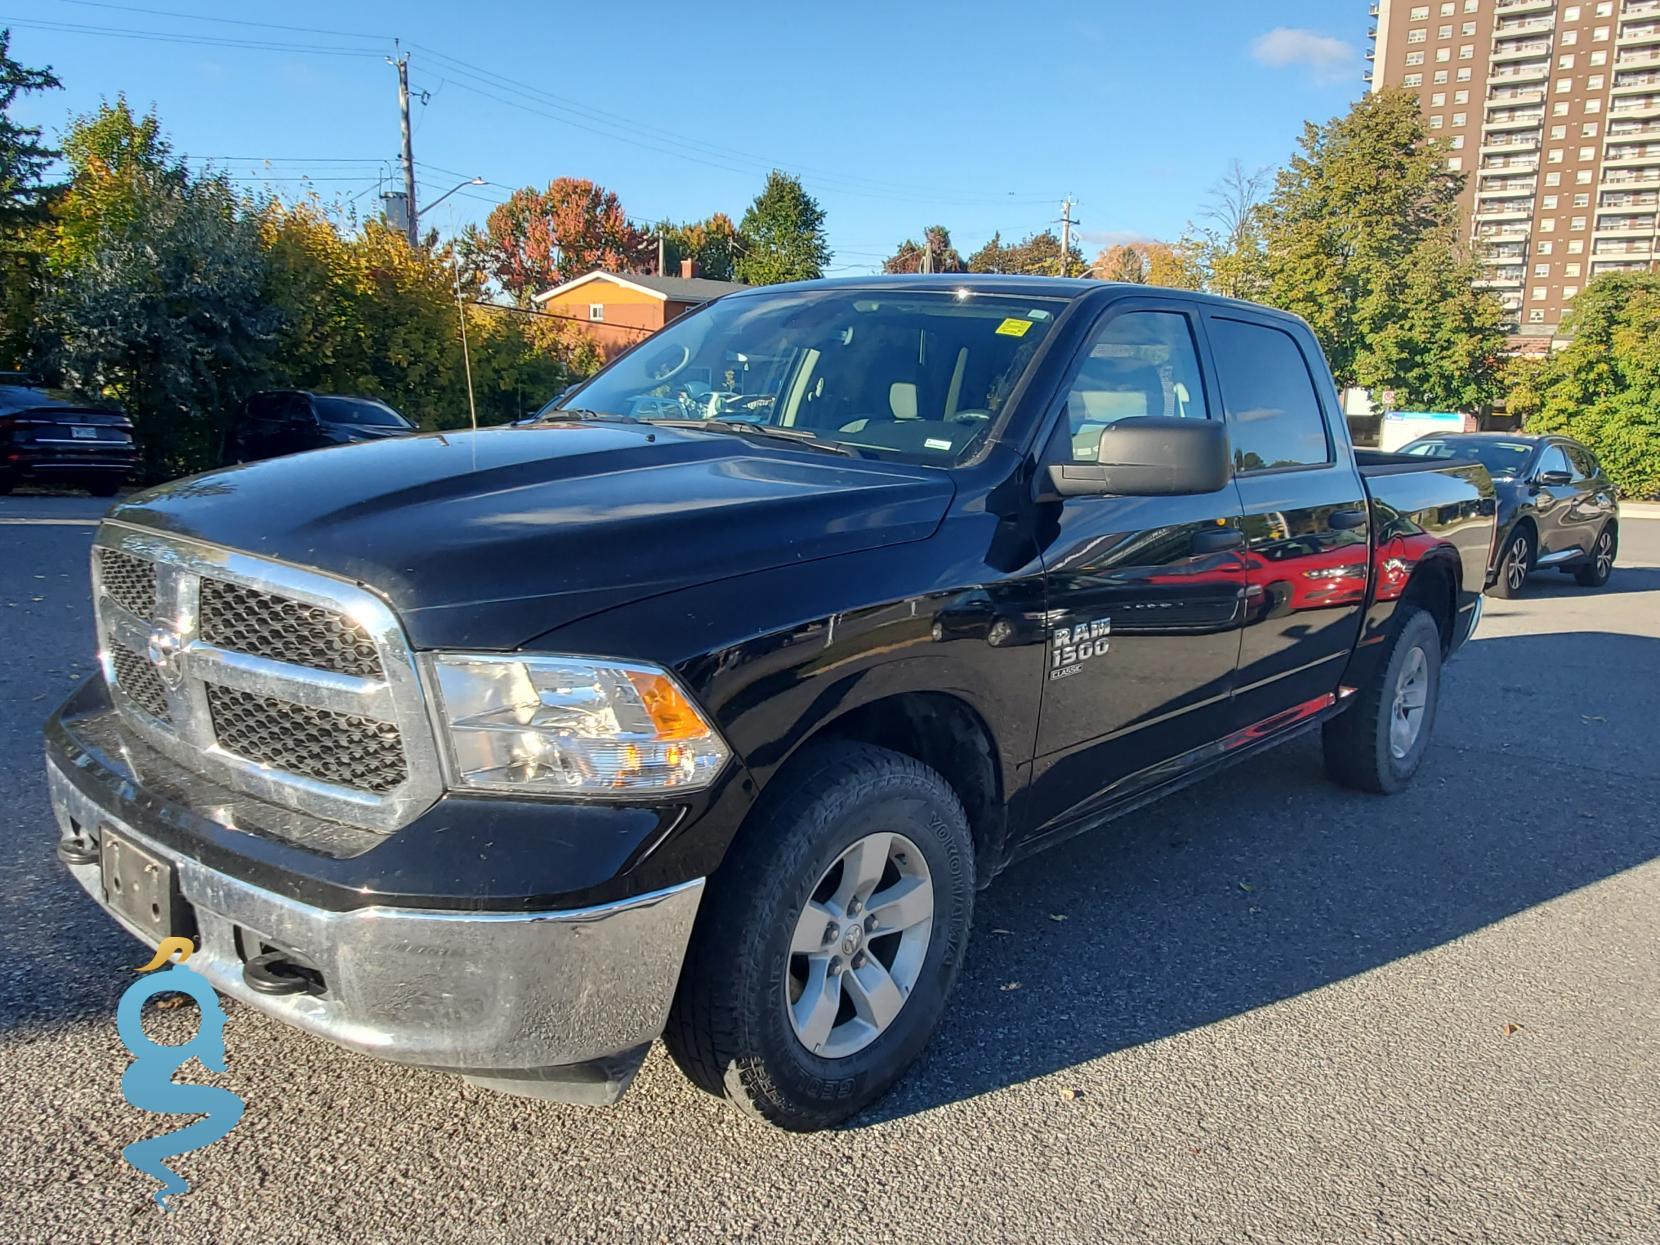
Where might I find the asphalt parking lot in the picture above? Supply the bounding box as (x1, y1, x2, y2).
(2, 492, 1656, 1245)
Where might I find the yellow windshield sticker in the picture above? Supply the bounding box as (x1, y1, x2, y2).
(995, 317, 1033, 337)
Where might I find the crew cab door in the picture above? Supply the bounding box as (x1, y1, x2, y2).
(1023, 301, 1247, 839)
(1198, 313, 1369, 732)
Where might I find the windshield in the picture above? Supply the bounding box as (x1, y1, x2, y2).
(1402, 437, 1535, 479)
(556, 288, 1066, 464)
(314, 396, 411, 428)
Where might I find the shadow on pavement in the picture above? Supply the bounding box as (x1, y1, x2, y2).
(1514, 565, 1660, 599)
(856, 629, 1660, 1125)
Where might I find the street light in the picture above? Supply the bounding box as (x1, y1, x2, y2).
(424, 176, 486, 216)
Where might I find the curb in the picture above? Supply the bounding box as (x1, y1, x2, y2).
(1621, 502, 1660, 519)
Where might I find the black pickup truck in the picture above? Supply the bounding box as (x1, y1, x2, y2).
(47, 277, 1495, 1131)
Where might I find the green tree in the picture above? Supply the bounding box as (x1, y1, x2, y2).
(1, 29, 63, 367)
(968, 228, 1082, 277)
(882, 224, 965, 274)
(1091, 243, 1149, 283)
(1258, 88, 1505, 407)
(1144, 237, 1206, 291)
(38, 102, 273, 478)
(465, 177, 648, 304)
(656, 212, 742, 281)
(0, 28, 61, 230)
(735, 170, 829, 285)
(1506, 273, 1660, 498)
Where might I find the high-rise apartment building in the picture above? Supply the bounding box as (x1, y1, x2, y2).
(1368, 0, 1660, 345)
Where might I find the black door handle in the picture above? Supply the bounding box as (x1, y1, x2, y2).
(1328, 508, 1369, 531)
(1191, 526, 1244, 554)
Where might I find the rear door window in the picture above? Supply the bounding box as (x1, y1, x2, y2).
(1207, 318, 1333, 472)
(1537, 445, 1571, 479)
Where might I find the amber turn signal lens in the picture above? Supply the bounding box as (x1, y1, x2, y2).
(624, 670, 711, 741)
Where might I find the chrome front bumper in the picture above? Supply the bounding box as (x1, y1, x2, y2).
(47, 756, 704, 1103)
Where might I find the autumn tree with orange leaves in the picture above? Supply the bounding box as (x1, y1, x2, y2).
(466, 177, 649, 304)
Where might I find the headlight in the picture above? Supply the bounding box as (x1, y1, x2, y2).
(424, 654, 730, 795)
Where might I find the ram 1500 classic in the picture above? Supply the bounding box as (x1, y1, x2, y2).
(47, 276, 1496, 1130)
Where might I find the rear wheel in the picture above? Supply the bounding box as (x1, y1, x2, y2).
(1574, 524, 1615, 588)
(663, 741, 974, 1131)
(1323, 606, 1443, 795)
(1492, 527, 1534, 599)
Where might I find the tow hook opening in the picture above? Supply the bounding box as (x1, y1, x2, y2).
(237, 930, 327, 997)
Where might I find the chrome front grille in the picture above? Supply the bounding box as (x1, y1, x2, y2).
(94, 547, 158, 620)
(199, 578, 384, 678)
(91, 522, 441, 832)
(206, 685, 407, 794)
(109, 641, 170, 722)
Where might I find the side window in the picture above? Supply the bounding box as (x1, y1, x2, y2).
(1061, 310, 1207, 464)
(1564, 444, 1596, 479)
(1537, 445, 1571, 478)
(1208, 318, 1333, 472)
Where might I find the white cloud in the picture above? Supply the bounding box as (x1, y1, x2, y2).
(1250, 27, 1358, 85)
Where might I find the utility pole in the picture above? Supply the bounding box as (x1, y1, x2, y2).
(658, 234, 666, 275)
(1057, 197, 1078, 278)
(392, 50, 418, 247)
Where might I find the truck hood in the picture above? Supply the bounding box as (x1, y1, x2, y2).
(112, 424, 955, 649)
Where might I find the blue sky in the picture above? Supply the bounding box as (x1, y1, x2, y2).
(8, 1, 1368, 272)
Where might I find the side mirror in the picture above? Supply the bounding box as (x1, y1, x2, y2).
(1536, 469, 1572, 487)
(1047, 417, 1233, 498)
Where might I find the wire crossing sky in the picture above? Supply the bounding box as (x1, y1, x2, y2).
(8, 0, 1366, 271)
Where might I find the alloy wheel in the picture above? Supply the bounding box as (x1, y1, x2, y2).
(786, 831, 933, 1059)
(1390, 645, 1429, 760)
(1506, 536, 1529, 593)
(1595, 530, 1613, 578)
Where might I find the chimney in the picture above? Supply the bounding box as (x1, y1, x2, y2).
(679, 258, 698, 280)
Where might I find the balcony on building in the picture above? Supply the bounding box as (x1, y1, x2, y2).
(1592, 239, 1656, 257)
(1476, 272, 1527, 289)
(1484, 108, 1546, 131)
(1490, 60, 1551, 83)
(1609, 95, 1660, 120)
(1598, 189, 1659, 210)
(1480, 132, 1542, 155)
(1475, 204, 1535, 221)
(1594, 216, 1660, 237)
(1490, 40, 1554, 64)
(1604, 144, 1660, 167)
(1618, 23, 1660, 50)
(1489, 85, 1546, 105)
(1494, 0, 1554, 13)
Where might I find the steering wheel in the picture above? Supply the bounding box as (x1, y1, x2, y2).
(947, 409, 994, 425)
(644, 342, 691, 383)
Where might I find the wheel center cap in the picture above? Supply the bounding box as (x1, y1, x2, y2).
(840, 924, 864, 958)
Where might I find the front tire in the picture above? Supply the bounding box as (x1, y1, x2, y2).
(663, 741, 974, 1130)
(1323, 606, 1443, 795)
(1574, 524, 1615, 588)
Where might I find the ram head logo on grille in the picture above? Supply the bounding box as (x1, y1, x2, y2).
(144, 623, 187, 691)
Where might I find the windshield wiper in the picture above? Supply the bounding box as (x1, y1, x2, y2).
(541, 408, 637, 423)
(651, 419, 861, 457)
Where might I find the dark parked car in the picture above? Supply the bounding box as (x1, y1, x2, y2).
(0, 381, 137, 496)
(1400, 432, 1618, 598)
(223, 391, 414, 464)
(50, 277, 1495, 1132)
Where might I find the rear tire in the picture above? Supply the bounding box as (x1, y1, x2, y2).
(663, 741, 974, 1131)
(1323, 606, 1443, 795)
(1574, 524, 1615, 588)
(1491, 526, 1533, 599)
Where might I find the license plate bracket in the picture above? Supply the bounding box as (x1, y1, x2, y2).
(100, 828, 190, 942)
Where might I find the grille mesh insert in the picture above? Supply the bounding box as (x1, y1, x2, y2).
(206, 684, 406, 794)
(96, 548, 158, 620)
(199, 578, 383, 679)
(109, 643, 170, 722)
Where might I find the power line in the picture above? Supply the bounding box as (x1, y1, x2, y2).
(33, 0, 1062, 213)
(53, 0, 386, 42)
